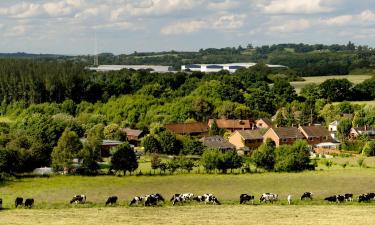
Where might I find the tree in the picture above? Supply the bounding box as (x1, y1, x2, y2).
(272, 79, 297, 105)
(151, 154, 162, 171)
(209, 119, 223, 136)
(158, 131, 181, 155)
(251, 139, 276, 171)
(110, 143, 138, 175)
(219, 150, 243, 173)
(51, 129, 82, 172)
(182, 137, 204, 155)
(319, 79, 353, 102)
(362, 142, 375, 156)
(142, 135, 161, 153)
(201, 149, 221, 173)
(275, 140, 312, 172)
(337, 118, 352, 141)
(104, 123, 127, 141)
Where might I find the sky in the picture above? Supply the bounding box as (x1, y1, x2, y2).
(0, 0, 375, 54)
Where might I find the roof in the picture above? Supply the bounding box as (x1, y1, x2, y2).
(257, 118, 273, 127)
(271, 127, 305, 139)
(329, 121, 339, 126)
(200, 136, 235, 150)
(102, 140, 124, 146)
(164, 122, 209, 135)
(299, 126, 330, 138)
(237, 130, 263, 140)
(352, 126, 375, 135)
(209, 119, 252, 129)
(122, 128, 143, 137)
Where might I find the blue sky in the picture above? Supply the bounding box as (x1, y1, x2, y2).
(0, 0, 374, 54)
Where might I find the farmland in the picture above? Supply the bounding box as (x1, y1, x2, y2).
(291, 75, 373, 93)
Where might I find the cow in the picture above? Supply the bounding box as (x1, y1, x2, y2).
(260, 193, 278, 203)
(367, 192, 375, 200)
(170, 195, 186, 206)
(105, 196, 118, 206)
(180, 193, 194, 201)
(144, 193, 164, 206)
(344, 194, 353, 202)
(287, 195, 292, 205)
(15, 197, 23, 208)
(70, 195, 86, 204)
(359, 194, 371, 203)
(239, 194, 255, 204)
(336, 195, 345, 203)
(300, 192, 313, 200)
(24, 198, 34, 208)
(193, 195, 206, 202)
(203, 194, 220, 205)
(129, 196, 145, 206)
(324, 196, 337, 203)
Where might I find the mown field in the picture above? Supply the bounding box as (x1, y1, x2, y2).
(291, 75, 373, 93)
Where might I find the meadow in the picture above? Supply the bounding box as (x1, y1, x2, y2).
(290, 75, 373, 93)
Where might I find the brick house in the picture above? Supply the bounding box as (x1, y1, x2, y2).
(350, 126, 375, 140)
(255, 118, 273, 129)
(122, 128, 144, 145)
(208, 119, 255, 132)
(298, 125, 332, 145)
(164, 122, 209, 136)
(228, 130, 263, 155)
(263, 127, 305, 147)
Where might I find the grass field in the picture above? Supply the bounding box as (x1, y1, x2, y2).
(1, 205, 375, 225)
(291, 75, 373, 93)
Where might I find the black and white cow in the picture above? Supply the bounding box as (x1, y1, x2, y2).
(344, 193, 353, 202)
(193, 195, 205, 202)
(129, 196, 145, 206)
(70, 195, 86, 204)
(144, 193, 165, 206)
(358, 194, 371, 203)
(367, 192, 375, 200)
(324, 195, 337, 203)
(203, 193, 220, 205)
(24, 198, 34, 208)
(240, 194, 255, 204)
(15, 197, 23, 208)
(336, 195, 345, 203)
(180, 193, 194, 201)
(300, 192, 313, 200)
(260, 193, 278, 203)
(170, 194, 186, 206)
(105, 196, 118, 206)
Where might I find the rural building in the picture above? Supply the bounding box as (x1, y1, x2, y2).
(263, 127, 305, 147)
(256, 118, 273, 129)
(298, 125, 332, 145)
(208, 119, 255, 132)
(313, 142, 340, 156)
(164, 122, 209, 136)
(200, 136, 236, 151)
(122, 128, 144, 145)
(328, 120, 339, 140)
(228, 130, 263, 155)
(350, 126, 375, 140)
(181, 63, 286, 73)
(80, 138, 124, 158)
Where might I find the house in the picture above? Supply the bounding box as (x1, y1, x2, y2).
(208, 119, 254, 132)
(122, 128, 144, 145)
(164, 122, 209, 136)
(80, 138, 124, 158)
(263, 127, 305, 147)
(328, 120, 339, 140)
(200, 136, 236, 151)
(298, 125, 332, 145)
(256, 118, 273, 129)
(228, 130, 263, 155)
(350, 126, 375, 140)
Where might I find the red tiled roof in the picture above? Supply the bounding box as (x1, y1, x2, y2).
(122, 128, 143, 137)
(272, 127, 305, 139)
(299, 126, 330, 138)
(209, 119, 252, 129)
(164, 122, 208, 135)
(237, 130, 263, 140)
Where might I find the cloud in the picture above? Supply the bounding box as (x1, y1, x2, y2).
(322, 15, 353, 26)
(94, 21, 135, 31)
(269, 19, 311, 32)
(160, 20, 205, 35)
(0, 2, 41, 18)
(207, 0, 240, 11)
(262, 0, 334, 14)
(43, 0, 86, 17)
(4, 24, 31, 37)
(321, 10, 375, 27)
(213, 14, 246, 30)
(358, 10, 375, 23)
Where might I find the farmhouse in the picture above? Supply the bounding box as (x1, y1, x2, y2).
(228, 130, 263, 155)
(200, 136, 236, 151)
(208, 119, 255, 132)
(256, 118, 273, 129)
(298, 125, 332, 145)
(122, 128, 144, 145)
(164, 122, 209, 136)
(350, 126, 375, 140)
(80, 138, 124, 158)
(328, 120, 339, 140)
(263, 127, 305, 147)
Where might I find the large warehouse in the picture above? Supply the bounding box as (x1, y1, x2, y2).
(181, 63, 286, 73)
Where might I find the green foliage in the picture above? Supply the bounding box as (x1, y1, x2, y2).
(158, 131, 182, 155)
(103, 123, 126, 141)
(51, 129, 82, 172)
(251, 139, 276, 171)
(357, 157, 366, 168)
(201, 149, 221, 173)
(150, 154, 162, 170)
(200, 149, 243, 173)
(362, 142, 375, 156)
(319, 79, 353, 102)
(182, 137, 204, 155)
(110, 143, 138, 175)
(142, 135, 161, 153)
(274, 140, 312, 172)
(337, 119, 352, 141)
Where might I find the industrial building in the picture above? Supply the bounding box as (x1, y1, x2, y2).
(181, 63, 286, 73)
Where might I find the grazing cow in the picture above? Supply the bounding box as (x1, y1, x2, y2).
(193, 195, 205, 202)
(170, 195, 186, 206)
(287, 195, 292, 205)
(15, 197, 23, 208)
(170, 194, 181, 202)
(180, 193, 194, 201)
(300, 192, 313, 200)
(344, 194, 353, 202)
(359, 194, 371, 203)
(239, 194, 255, 204)
(105, 196, 118, 206)
(367, 192, 375, 200)
(324, 196, 337, 203)
(203, 194, 220, 205)
(70, 195, 86, 204)
(336, 195, 345, 203)
(129, 196, 145, 206)
(145, 193, 165, 206)
(260, 193, 278, 203)
(24, 198, 34, 208)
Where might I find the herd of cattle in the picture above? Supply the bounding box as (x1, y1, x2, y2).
(1, 192, 375, 209)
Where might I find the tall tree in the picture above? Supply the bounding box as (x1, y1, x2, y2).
(110, 143, 138, 175)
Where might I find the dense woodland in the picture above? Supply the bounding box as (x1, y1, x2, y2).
(0, 44, 374, 178)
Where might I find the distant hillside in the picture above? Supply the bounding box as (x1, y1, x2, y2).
(0, 52, 65, 59)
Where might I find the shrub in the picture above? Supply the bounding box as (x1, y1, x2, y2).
(251, 139, 276, 171)
(110, 143, 138, 175)
(357, 157, 366, 168)
(274, 140, 312, 172)
(362, 142, 375, 157)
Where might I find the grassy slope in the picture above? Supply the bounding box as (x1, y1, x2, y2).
(1, 168, 375, 209)
(291, 75, 373, 93)
(1, 205, 375, 225)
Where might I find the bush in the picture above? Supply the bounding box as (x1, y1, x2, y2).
(275, 140, 312, 172)
(357, 157, 366, 168)
(362, 142, 375, 156)
(110, 143, 138, 175)
(251, 139, 275, 171)
(201, 149, 243, 173)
